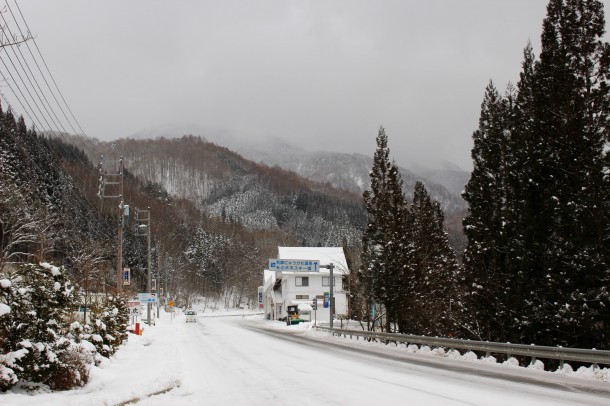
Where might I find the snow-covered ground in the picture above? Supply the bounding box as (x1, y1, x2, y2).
(2, 308, 609, 406)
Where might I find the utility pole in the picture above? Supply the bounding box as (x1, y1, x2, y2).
(136, 207, 152, 326)
(320, 263, 335, 331)
(156, 247, 161, 318)
(98, 155, 125, 293)
(117, 159, 124, 293)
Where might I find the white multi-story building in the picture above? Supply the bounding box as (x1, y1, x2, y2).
(262, 246, 350, 323)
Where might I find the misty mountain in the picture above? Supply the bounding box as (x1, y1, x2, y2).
(411, 162, 471, 197)
(235, 144, 467, 212)
(130, 122, 218, 142)
(128, 124, 469, 212)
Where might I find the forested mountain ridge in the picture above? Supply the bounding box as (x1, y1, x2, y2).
(62, 135, 367, 248)
(127, 124, 468, 212)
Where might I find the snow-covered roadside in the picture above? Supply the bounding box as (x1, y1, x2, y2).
(2, 310, 183, 406)
(1, 306, 262, 406)
(2, 309, 609, 406)
(251, 318, 610, 383)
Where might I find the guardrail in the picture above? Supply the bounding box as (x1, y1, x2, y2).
(315, 326, 610, 368)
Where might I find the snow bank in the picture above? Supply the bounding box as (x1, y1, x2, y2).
(503, 357, 520, 367)
(527, 360, 545, 371)
(0, 303, 10, 316)
(300, 325, 610, 383)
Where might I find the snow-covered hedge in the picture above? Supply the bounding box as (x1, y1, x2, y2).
(87, 295, 129, 360)
(0, 263, 129, 391)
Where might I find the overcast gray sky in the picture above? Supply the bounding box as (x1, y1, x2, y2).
(9, 0, 610, 170)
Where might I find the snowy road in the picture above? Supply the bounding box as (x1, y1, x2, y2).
(3, 311, 610, 405)
(142, 316, 610, 406)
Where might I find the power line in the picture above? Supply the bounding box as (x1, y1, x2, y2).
(0, 10, 69, 136)
(5, 0, 80, 137)
(0, 0, 105, 170)
(0, 55, 45, 131)
(0, 2, 71, 137)
(0, 77, 39, 129)
(11, 0, 87, 136)
(0, 49, 56, 134)
(0, 11, 64, 136)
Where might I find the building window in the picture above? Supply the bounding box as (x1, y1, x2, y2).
(296, 294, 309, 299)
(296, 277, 309, 287)
(322, 276, 335, 286)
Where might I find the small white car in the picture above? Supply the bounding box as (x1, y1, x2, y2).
(185, 310, 197, 323)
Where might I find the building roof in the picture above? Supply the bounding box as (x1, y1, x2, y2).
(278, 246, 349, 274)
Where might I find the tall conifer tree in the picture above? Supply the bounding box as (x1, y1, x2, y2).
(360, 127, 408, 332)
(464, 0, 610, 348)
(512, 0, 610, 348)
(462, 81, 518, 341)
(402, 182, 461, 336)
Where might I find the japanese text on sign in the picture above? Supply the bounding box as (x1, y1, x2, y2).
(268, 259, 319, 272)
(123, 268, 130, 286)
(138, 293, 157, 303)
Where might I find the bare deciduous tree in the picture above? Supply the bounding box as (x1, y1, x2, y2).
(66, 239, 112, 323)
(0, 185, 51, 270)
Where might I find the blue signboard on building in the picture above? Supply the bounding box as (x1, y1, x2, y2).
(268, 259, 320, 272)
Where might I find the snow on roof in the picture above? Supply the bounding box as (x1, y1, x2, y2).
(263, 269, 278, 291)
(298, 303, 313, 312)
(278, 247, 349, 274)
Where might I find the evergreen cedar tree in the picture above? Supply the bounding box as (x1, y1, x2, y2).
(463, 0, 610, 349)
(359, 127, 463, 336)
(0, 263, 130, 391)
(360, 1, 610, 349)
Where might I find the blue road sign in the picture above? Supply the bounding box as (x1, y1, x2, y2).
(268, 259, 319, 272)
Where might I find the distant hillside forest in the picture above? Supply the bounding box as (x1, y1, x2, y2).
(1, 111, 369, 309)
(61, 133, 469, 257)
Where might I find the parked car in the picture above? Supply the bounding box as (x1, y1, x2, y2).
(185, 309, 197, 323)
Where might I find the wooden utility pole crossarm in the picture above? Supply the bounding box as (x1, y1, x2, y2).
(136, 207, 152, 326)
(98, 155, 125, 294)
